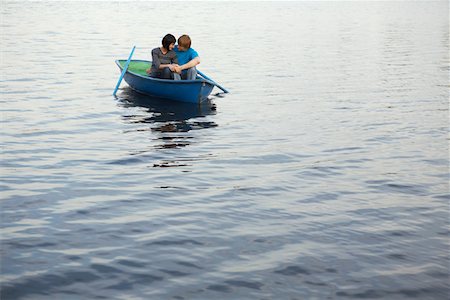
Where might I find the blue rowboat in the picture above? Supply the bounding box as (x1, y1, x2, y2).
(115, 60, 215, 103)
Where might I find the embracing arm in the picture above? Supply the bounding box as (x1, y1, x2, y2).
(180, 57, 200, 71)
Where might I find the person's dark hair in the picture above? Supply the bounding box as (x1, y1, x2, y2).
(162, 34, 176, 50)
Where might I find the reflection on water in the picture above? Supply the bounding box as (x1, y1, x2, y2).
(117, 88, 218, 166)
(118, 88, 217, 124)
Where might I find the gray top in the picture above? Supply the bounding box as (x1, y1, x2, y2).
(151, 47, 178, 71)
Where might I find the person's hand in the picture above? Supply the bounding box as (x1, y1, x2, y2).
(174, 65, 182, 74)
(168, 64, 176, 72)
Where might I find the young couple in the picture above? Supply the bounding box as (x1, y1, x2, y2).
(146, 34, 200, 80)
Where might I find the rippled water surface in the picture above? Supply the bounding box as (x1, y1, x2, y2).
(1, 1, 449, 299)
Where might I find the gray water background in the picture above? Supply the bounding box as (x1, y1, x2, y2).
(1, 1, 449, 299)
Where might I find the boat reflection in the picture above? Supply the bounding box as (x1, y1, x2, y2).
(118, 87, 217, 151)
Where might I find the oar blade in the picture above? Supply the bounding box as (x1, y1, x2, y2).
(197, 70, 229, 94)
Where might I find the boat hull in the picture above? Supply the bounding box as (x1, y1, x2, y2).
(116, 60, 215, 103)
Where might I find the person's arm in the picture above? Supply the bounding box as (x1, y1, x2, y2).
(147, 49, 160, 74)
(159, 64, 177, 71)
(180, 56, 200, 71)
(152, 49, 177, 71)
(152, 49, 161, 70)
(165, 55, 179, 72)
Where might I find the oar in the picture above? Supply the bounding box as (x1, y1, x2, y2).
(113, 45, 136, 96)
(197, 70, 229, 93)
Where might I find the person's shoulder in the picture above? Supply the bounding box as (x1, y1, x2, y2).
(151, 47, 160, 54)
(189, 48, 199, 57)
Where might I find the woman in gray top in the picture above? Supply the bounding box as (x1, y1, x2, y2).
(146, 34, 179, 79)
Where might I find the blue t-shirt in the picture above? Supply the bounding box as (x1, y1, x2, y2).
(174, 46, 199, 65)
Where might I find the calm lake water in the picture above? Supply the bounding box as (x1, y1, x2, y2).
(1, 1, 449, 299)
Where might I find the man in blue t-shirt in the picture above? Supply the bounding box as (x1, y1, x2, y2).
(173, 35, 200, 80)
